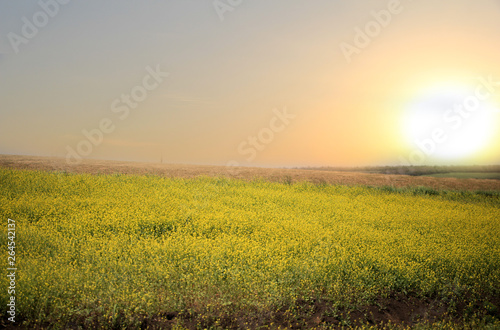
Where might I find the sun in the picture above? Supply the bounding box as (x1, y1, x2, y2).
(402, 81, 499, 162)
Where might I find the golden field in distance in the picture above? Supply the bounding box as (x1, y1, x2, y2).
(1, 154, 500, 192)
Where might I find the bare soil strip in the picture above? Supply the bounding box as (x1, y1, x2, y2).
(1, 154, 500, 191)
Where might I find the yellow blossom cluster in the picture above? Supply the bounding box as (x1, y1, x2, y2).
(0, 168, 498, 327)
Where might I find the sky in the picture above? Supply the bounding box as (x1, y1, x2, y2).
(1, 0, 499, 167)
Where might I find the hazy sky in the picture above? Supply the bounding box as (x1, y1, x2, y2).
(1, 0, 499, 167)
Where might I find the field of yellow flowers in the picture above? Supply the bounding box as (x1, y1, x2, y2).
(1, 167, 499, 328)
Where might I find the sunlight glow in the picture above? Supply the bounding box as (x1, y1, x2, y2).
(403, 82, 498, 161)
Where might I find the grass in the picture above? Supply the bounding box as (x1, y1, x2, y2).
(2, 154, 500, 192)
(0, 168, 499, 329)
(424, 172, 500, 180)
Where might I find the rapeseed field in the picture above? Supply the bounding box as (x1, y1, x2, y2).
(0, 168, 499, 328)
